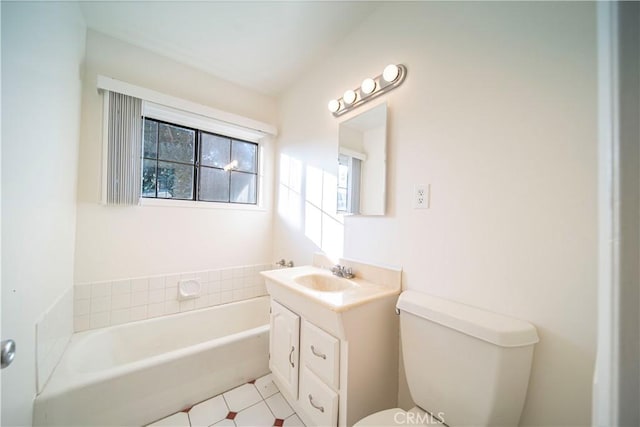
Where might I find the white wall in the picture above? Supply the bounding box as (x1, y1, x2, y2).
(275, 2, 597, 426)
(74, 31, 278, 283)
(1, 2, 86, 425)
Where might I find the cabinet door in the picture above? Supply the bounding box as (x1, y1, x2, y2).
(270, 301, 300, 399)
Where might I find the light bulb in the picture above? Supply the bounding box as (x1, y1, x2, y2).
(383, 64, 400, 82)
(343, 89, 357, 105)
(361, 78, 376, 95)
(327, 99, 340, 113)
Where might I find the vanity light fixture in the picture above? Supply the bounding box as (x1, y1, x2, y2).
(328, 99, 341, 113)
(361, 78, 376, 95)
(343, 89, 357, 105)
(327, 63, 407, 117)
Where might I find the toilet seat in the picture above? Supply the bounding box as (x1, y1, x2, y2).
(354, 406, 444, 426)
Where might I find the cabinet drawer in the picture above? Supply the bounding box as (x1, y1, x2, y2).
(301, 320, 340, 389)
(299, 367, 339, 427)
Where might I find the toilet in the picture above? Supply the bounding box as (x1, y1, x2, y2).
(355, 290, 539, 426)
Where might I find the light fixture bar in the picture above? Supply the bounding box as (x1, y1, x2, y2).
(328, 64, 407, 117)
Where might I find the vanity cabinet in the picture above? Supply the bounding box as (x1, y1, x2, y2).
(268, 297, 398, 427)
(262, 258, 401, 427)
(269, 301, 300, 399)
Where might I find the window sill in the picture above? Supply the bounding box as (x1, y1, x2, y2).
(139, 197, 266, 211)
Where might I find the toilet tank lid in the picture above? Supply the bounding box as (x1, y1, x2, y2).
(397, 291, 539, 347)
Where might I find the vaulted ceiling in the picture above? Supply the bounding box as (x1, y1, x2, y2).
(80, 1, 382, 96)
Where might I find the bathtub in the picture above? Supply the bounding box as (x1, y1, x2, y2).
(34, 296, 270, 426)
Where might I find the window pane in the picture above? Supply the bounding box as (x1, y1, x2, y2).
(201, 133, 230, 168)
(230, 171, 257, 204)
(199, 167, 229, 202)
(337, 188, 347, 211)
(231, 140, 257, 173)
(157, 161, 193, 199)
(142, 159, 157, 197)
(143, 119, 158, 158)
(158, 123, 195, 163)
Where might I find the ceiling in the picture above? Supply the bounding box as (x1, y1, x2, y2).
(80, 1, 381, 96)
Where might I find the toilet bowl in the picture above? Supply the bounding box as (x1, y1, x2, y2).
(354, 290, 539, 427)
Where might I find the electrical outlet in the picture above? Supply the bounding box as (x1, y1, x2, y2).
(414, 184, 430, 209)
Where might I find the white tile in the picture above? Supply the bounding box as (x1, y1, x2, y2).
(243, 277, 253, 288)
(74, 315, 90, 332)
(243, 266, 254, 277)
(112, 293, 132, 310)
(208, 270, 221, 281)
(221, 279, 233, 291)
(90, 312, 110, 329)
(255, 373, 278, 399)
(283, 414, 305, 427)
(91, 282, 111, 298)
(234, 401, 274, 427)
(221, 291, 233, 304)
(148, 302, 165, 318)
(233, 289, 248, 301)
(165, 274, 180, 288)
(212, 419, 235, 427)
(75, 284, 91, 300)
(149, 276, 165, 290)
(209, 281, 221, 293)
(132, 278, 149, 292)
(232, 267, 245, 278)
(165, 287, 178, 301)
(220, 268, 233, 280)
(208, 293, 221, 306)
(188, 395, 229, 427)
(149, 289, 165, 304)
(132, 290, 149, 306)
(265, 393, 294, 419)
(91, 296, 111, 313)
(74, 298, 90, 316)
(164, 300, 180, 315)
(112, 280, 131, 294)
(182, 271, 207, 283)
(131, 305, 148, 321)
(179, 300, 195, 312)
(195, 296, 209, 309)
(111, 308, 131, 325)
(223, 383, 262, 412)
(232, 278, 243, 289)
(147, 411, 190, 427)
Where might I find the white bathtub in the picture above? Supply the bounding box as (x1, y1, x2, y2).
(34, 296, 270, 426)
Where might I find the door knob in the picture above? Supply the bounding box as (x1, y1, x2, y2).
(1, 339, 16, 369)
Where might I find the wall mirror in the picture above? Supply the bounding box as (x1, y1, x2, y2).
(337, 103, 387, 216)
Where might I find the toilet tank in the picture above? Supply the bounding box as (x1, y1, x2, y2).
(397, 291, 539, 427)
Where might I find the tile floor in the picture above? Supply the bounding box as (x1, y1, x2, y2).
(147, 373, 305, 427)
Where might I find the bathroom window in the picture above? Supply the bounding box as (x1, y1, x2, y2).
(142, 118, 258, 204)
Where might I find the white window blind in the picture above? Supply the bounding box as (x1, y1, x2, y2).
(106, 91, 143, 205)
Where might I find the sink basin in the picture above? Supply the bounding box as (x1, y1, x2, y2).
(293, 273, 356, 292)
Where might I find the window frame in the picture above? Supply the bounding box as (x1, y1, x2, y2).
(141, 116, 261, 207)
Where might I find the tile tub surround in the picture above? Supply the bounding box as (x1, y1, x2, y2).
(147, 373, 305, 427)
(74, 264, 273, 332)
(36, 287, 74, 393)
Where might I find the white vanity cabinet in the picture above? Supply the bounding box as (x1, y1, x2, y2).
(262, 257, 402, 427)
(268, 296, 399, 427)
(269, 301, 300, 399)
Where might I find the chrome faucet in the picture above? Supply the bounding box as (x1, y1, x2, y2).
(331, 264, 355, 279)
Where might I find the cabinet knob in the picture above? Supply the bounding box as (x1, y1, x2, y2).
(289, 346, 295, 368)
(310, 345, 327, 360)
(308, 394, 325, 413)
